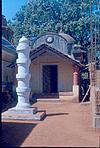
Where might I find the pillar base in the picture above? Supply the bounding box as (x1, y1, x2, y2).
(2, 107, 46, 121)
(16, 102, 31, 109)
(6, 106, 38, 114)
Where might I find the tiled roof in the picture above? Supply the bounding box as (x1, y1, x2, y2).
(2, 36, 17, 62)
(8, 44, 83, 68)
(31, 44, 83, 67)
(2, 36, 16, 51)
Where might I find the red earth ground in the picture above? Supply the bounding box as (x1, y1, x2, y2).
(1, 100, 100, 147)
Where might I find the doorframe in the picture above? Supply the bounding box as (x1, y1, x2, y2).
(41, 63, 58, 94)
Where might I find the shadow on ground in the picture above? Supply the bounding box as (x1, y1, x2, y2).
(2, 99, 37, 113)
(1, 122, 37, 147)
(2, 101, 18, 113)
(46, 112, 69, 117)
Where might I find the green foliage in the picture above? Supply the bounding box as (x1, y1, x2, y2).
(81, 72, 89, 80)
(8, 0, 97, 47)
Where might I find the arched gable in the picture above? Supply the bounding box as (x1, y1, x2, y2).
(32, 32, 75, 56)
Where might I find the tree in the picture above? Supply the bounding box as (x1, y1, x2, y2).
(8, 0, 97, 47)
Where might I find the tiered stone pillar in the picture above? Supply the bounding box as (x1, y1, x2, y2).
(73, 66, 79, 101)
(2, 36, 46, 121)
(16, 36, 31, 108)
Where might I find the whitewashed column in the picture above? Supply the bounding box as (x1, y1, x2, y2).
(73, 65, 79, 101)
(16, 36, 31, 108)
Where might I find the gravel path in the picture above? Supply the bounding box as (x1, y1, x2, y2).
(1, 101, 100, 147)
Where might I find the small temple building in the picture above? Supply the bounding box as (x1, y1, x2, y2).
(2, 16, 88, 103)
(29, 33, 83, 102)
(9, 32, 87, 102)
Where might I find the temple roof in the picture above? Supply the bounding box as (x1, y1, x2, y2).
(73, 44, 86, 53)
(7, 33, 84, 68)
(2, 36, 16, 51)
(2, 36, 17, 62)
(8, 44, 83, 68)
(31, 44, 83, 67)
(58, 32, 75, 43)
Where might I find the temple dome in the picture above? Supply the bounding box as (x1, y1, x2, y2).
(58, 32, 75, 43)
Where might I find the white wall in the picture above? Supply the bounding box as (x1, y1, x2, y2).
(30, 51, 73, 94)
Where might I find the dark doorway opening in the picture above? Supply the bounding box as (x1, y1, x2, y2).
(43, 65, 58, 94)
(79, 69, 90, 102)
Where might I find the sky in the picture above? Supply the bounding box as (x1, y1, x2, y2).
(2, 0, 28, 21)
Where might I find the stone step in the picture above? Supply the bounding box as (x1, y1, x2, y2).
(2, 110, 46, 121)
(37, 95, 59, 98)
(37, 96, 77, 102)
(37, 98, 60, 101)
(32, 111, 46, 120)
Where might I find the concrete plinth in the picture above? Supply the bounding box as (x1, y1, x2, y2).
(7, 107, 38, 114)
(2, 107, 46, 121)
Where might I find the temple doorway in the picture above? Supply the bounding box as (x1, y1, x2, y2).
(42, 65, 58, 94)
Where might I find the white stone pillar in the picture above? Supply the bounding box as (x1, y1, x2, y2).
(16, 36, 31, 108)
(73, 66, 79, 102)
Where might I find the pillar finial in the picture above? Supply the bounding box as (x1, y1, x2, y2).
(19, 36, 29, 44)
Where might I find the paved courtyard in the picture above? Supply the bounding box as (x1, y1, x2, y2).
(1, 100, 100, 147)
